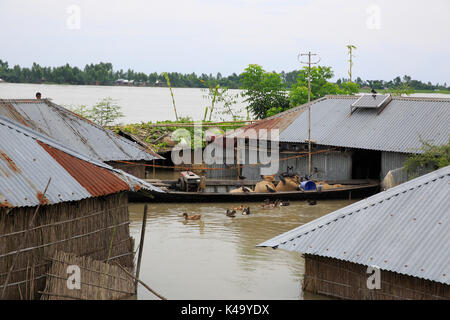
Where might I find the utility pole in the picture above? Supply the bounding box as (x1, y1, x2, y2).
(298, 51, 320, 178)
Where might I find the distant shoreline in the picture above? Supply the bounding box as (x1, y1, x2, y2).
(1, 81, 449, 95)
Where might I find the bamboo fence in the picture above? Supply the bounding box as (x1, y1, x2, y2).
(303, 254, 449, 300)
(0, 192, 134, 300)
(40, 251, 135, 300)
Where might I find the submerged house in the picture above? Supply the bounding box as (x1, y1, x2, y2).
(0, 115, 163, 299)
(258, 166, 450, 299)
(0, 99, 163, 178)
(212, 95, 450, 182)
(258, 165, 450, 299)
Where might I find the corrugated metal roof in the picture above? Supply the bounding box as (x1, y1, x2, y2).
(0, 99, 162, 161)
(233, 95, 450, 153)
(227, 104, 308, 139)
(258, 165, 450, 284)
(0, 115, 163, 208)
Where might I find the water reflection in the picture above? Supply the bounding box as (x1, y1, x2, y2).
(128, 199, 355, 300)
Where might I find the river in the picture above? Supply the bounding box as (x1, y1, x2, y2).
(128, 200, 356, 300)
(0, 83, 247, 123)
(1, 83, 448, 125)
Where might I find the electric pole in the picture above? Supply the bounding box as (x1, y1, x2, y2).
(298, 51, 320, 178)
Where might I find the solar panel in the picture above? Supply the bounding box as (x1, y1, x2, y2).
(351, 94, 391, 108)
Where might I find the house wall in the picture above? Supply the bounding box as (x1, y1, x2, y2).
(204, 142, 413, 182)
(108, 160, 146, 179)
(0, 192, 134, 300)
(380, 152, 409, 179)
(303, 254, 449, 300)
(240, 145, 352, 181)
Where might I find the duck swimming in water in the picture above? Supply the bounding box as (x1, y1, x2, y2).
(182, 213, 202, 220)
(232, 205, 246, 211)
(307, 200, 317, 206)
(226, 209, 236, 217)
(258, 199, 279, 209)
(241, 207, 251, 215)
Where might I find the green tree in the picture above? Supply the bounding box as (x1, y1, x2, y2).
(404, 139, 450, 174)
(390, 83, 415, 96)
(202, 83, 240, 121)
(89, 97, 124, 126)
(240, 64, 290, 119)
(289, 66, 359, 107)
(66, 104, 91, 118)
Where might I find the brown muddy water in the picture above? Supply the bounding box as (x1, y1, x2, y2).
(128, 199, 356, 300)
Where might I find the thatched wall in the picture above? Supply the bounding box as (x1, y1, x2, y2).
(41, 251, 135, 300)
(303, 254, 449, 300)
(108, 161, 146, 179)
(0, 192, 134, 300)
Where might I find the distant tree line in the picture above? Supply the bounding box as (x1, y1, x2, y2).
(337, 75, 448, 91)
(0, 59, 447, 91)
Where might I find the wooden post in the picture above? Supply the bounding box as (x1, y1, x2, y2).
(152, 159, 155, 179)
(135, 204, 148, 291)
(115, 261, 167, 300)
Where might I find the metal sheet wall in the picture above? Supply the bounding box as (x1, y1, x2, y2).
(240, 147, 352, 181)
(381, 152, 409, 179)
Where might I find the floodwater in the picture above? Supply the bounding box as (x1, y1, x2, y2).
(0, 83, 247, 123)
(1, 83, 447, 124)
(128, 199, 356, 300)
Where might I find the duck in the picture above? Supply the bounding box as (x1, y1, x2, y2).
(279, 200, 290, 207)
(226, 209, 236, 217)
(232, 205, 246, 211)
(258, 199, 271, 208)
(258, 199, 278, 209)
(182, 213, 202, 220)
(241, 207, 251, 215)
(307, 200, 317, 206)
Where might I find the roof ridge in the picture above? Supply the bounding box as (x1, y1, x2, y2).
(263, 96, 329, 121)
(258, 165, 450, 247)
(45, 100, 162, 159)
(391, 96, 450, 102)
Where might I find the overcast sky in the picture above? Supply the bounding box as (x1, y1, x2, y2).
(1, 0, 449, 83)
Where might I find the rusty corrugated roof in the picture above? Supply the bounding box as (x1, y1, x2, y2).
(226, 103, 308, 139)
(0, 115, 163, 208)
(38, 141, 131, 197)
